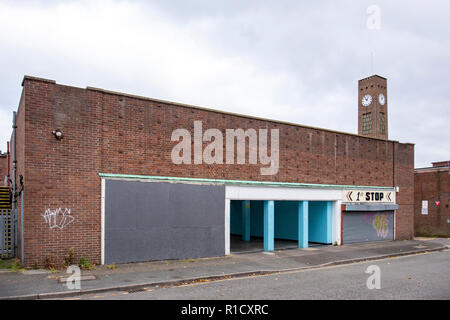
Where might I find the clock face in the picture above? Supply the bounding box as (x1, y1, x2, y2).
(378, 93, 386, 105)
(362, 94, 372, 107)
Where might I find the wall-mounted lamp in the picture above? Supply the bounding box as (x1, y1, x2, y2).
(52, 129, 63, 140)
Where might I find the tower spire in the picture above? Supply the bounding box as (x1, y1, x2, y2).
(371, 52, 374, 75)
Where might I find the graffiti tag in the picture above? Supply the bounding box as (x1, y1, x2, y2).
(41, 208, 74, 229)
(372, 214, 389, 238)
(363, 213, 389, 238)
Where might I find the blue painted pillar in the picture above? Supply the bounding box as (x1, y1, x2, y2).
(326, 201, 333, 244)
(242, 200, 251, 241)
(298, 201, 309, 248)
(264, 200, 274, 251)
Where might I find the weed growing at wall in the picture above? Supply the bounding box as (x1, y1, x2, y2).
(63, 247, 75, 267)
(79, 255, 94, 270)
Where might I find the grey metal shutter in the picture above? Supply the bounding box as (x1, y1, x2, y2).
(343, 211, 394, 244)
(105, 180, 225, 264)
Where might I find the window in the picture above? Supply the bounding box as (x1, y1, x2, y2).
(362, 112, 372, 135)
(379, 112, 386, 134)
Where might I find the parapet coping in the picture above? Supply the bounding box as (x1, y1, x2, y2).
(22, 75, 56, 86)
(415, 166, 450, 173)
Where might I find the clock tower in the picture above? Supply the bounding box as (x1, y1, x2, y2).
(358, 75, 388, 140)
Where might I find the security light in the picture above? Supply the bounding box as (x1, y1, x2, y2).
(52, 129, 63, 140)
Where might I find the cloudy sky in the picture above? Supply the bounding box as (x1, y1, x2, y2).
(0, 0, 448, 168)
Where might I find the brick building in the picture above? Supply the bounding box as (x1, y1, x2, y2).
(414, 161, 450, 237)
(0, 152, 8, 186)
(6, 75, 414, 267)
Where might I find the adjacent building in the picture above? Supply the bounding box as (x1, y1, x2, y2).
(0, 152, 8, 186)
(414, 161, 450, 237)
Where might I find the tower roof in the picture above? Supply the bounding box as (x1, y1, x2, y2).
(359, 74, 387, 82)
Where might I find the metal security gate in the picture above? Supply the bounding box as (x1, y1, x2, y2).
(343, 211, 394, 244)
(0, 209, 16, 258)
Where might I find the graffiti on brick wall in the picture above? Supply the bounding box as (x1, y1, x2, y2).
(364, 213, 389, 238)
(41, 208, 74, 229)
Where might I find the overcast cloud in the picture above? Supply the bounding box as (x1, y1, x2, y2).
(0, 0, 449, 168)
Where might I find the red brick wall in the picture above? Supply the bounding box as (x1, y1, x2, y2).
(21, 78, 103, 268)
(18, 76, 415, 267)
(394, 143, 415, 239)
(414, 168, 450, 237)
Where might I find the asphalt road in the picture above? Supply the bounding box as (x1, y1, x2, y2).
(67, 250, 450, 300)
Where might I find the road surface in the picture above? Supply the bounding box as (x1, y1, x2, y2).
(65, 250, 449, 300)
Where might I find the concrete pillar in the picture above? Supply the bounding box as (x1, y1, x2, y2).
(225, 199, 231, 255)
(264, 200, 274, 251)
(298, 201, 309, 248)
(242, 200, 251, 242)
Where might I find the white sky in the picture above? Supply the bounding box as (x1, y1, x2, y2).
(0, 0, 449, 168)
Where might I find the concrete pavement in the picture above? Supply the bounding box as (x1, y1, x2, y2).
(0, 238, 448, 300)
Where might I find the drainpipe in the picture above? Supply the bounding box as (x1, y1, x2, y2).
(20, 188, 24, 266)
(6, 142, 10, 186)
(12, 112, 16, 210)
(11, 112, 20, 262)
(392, 141, 396, 241)
(392, 141, 395, 187)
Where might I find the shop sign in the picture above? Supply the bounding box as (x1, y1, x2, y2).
(343, 189, 395, 204)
